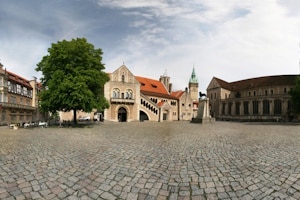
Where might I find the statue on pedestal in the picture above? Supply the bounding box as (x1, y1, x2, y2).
(191, 92, 213, 123)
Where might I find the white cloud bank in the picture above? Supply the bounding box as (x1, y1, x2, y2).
(0, 0, 299, 92)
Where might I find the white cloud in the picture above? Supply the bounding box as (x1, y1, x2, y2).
(100, 0, 300, 92)
(1, 0, 300, 92)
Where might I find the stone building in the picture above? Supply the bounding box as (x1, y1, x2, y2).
(0, 63, 45, 126)
(207, 75, 297, 122)
(103, 64, 199, 122)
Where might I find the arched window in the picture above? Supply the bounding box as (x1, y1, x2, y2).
(274, 99, 282, 114)
(126, 89, 133, 99)
(263, 99, 270, 115)
(122, 75, 125, 83)
(112, 88, 120, 98)
(253, 100, 259, 115)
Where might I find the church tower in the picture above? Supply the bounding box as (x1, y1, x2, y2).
(188, 67, 199, 101)
(159, 70, 172, 93)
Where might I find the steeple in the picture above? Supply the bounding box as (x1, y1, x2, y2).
(188, 67, 199, 101)
(189, 67, 198, 83)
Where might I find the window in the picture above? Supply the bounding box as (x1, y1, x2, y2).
(10, 96, 17, 104)
(253, 91, 256, 96)
(222, 103, 226, 115)
(112, 88, 120, 98)
(28, 89, 32, 97)
(263, 100, 270, 115)
(270, 90, 273, 95)
(8, 81, 11, 91)
(17, 84, 21, 94)
(253, 101, 259, 115)
(122, 75, 125, 83)
(274, 99, 282, 115)
(23, 87, 27, 96)
(284, 88, 287, 93)
(126, 89, 133, 99)
(235, 102, 240, 115)
(228, 102, 232, 115)
(171, 101, 176, 106)
(243, 101, 249, 115)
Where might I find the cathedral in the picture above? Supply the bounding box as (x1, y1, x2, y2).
(103, 64, 199, 122)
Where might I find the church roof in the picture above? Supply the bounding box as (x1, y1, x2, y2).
(214, 75, 298, 91)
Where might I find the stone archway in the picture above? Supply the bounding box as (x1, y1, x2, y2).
(139, 110, 149, 122)
(118, 107, 127, 122)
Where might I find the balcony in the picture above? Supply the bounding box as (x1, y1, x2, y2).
(0, 102, 36, 110)
(110, 98, 135, 104)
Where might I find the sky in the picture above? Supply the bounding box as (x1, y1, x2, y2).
(1, 0, 300, 92)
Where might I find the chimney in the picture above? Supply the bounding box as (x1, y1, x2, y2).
(169, 83, 172, 93)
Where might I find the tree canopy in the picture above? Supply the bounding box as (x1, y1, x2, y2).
(289, 76, 300, 116)
(36, 38, 109, 123)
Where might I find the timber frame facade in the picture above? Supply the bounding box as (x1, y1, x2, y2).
(0, 63, 46, 126)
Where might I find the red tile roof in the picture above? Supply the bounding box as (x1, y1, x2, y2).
(135, 76, 178, 99)
(171, 90, 184, 98)
(7, 71, 32, 89)
(157, 101, 165, 107)
(214, 75, 298, 91)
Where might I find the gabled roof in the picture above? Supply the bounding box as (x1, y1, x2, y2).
(7, 71, 32, 89)
(214, 75, 298, 91)
(135, 76, 178, 99)
(213, 77, 231, 90)
(171, 90, 185, 98)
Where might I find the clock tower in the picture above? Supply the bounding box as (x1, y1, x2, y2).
(188, 67, 199, 101)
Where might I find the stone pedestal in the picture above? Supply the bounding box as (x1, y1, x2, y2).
(191, 98, 213, 123)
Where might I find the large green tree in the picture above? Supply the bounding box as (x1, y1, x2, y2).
(36, 38, 109, 124)
(289, 76, 300, 117)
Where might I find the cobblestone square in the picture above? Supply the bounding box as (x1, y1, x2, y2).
(0, 121, 300, 199)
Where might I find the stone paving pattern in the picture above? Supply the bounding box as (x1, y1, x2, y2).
(0, 121, 300, 200)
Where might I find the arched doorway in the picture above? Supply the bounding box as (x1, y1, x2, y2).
(118, 107, 127, 122)
(139, 111, 149, 122)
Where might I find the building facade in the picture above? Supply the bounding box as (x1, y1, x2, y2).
(103, 64, 199, 122)
(207, 75, 297, 122)
(0, 63, 45, 126)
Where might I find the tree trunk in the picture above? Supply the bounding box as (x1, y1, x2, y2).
(73, 109, 77, 125)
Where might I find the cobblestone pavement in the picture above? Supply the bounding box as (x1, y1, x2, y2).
(0, 121, 300, 200)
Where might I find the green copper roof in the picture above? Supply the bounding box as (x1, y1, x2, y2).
(189, 67, 198, 83)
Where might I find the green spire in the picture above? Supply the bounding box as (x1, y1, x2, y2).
(189, 67, 198, 83)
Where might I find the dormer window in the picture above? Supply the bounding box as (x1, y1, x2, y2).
(151, 84, 157, 88)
